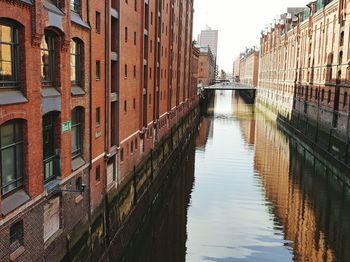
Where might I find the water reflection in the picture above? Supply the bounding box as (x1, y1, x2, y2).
(122, 91, 350, 262)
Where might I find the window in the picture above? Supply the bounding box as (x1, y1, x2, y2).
(124, 64, 128, 78)
(96, 60, 101, 80)
(134, 0, 137, 11)
(96, 12, 101, 33)
(124, 100, 127, 112)
(125, 27, 128, 42)
(0, 22, 19, 87)
(96, 107, 100, 127)
(133, 65, 136, 78)
(41, 32, 56, 85)
(71, 0, 81, 14)
(70, 39, 83, 86)
(43, 112, 59, 183)
(133, 98, 136, 109)
(0, 120, 24, 196)
(10, 221, 23, 252)
(121, 148, 124, 161)
(134, 32, 137, 45)
(72, 107, 84, 158)
(344, 92, 348, 108)
(96, 166, 100, 181)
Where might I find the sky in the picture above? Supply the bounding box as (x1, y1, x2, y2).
(193, 0, 309, 73)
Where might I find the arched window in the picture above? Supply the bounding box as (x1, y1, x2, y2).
(0, 21, 20, 88)
(0, 120, 24, 196)
(41, 31, 57, 85)
(72, 107, 84, 158)
(70, 39, 83, 86)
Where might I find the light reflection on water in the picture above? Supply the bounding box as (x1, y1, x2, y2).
(186, 91, 294, 262)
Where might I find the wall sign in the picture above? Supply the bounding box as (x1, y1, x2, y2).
(62, 121, 72, 133)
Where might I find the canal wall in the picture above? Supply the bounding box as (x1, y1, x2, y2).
(57, 106, 200, 262)
(256, 93, 350, 178)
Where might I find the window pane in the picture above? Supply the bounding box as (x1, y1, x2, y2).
(41, 36, 48, 50)
(41, 50, 50, 80)
(1, 123, 14, 147)
(0, 44, 12, 62)
(0, 25, 12, 43)
(15, 121, 22, 142)
(16, 144, 23, 186)
(72, 126, 77, 152)
(0, 61, 12, 81)
(2, 147, 15, 193)
(70, 41, 76, 55)
(71, 54, 76, 81)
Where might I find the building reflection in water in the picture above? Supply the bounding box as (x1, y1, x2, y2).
(236, 92, 350, 262)
(120, 141, 196, 262)
(121, 91, 350, 262)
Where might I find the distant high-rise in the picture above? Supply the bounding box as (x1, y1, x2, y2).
(199, 27, 218, 61)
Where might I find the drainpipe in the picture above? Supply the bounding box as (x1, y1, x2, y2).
(87, 0, 93, 260)
(103, 0, 110, 248)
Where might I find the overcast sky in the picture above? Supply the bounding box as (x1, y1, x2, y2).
(193, 0, 309, 73)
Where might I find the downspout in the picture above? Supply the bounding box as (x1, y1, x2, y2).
(87, 0, 93, 260)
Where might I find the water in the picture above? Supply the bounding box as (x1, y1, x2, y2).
(122, 91, 350, 262)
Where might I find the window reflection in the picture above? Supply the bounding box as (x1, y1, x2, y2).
(0, 22, 19, 86)
(41, 32, 56, 85)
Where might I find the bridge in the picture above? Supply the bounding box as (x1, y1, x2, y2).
(200, 82, 257, 104)
(203, 83, 257, 91)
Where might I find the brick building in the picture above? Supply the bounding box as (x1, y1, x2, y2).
(258, 0, 349, 134)
(191, 43, 200, 100)
(198, 46, 215, 86)
(238, 48, 260, 87)
(0, 0, 195, 260)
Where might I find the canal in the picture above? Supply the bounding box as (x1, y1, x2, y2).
(121, 90, 350, 262)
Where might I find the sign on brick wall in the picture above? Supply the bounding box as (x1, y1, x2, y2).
(62, 121, 72, 133)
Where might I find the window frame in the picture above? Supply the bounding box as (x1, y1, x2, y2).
(96, 60, 101, 80)
(0, 21, 20, 88)
(10, 220, 24, 252)
(70, 39, 84, 87)
(96, 107, 101, 127)
(96, 12, 101, 33)
(71, 107, 84, 159)
(41, 32, 57, 86)
(0, 120, 24, 197)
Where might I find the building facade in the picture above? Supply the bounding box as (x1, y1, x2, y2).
(198, 27, 218, 61)
(258, 0, 349, 130)
(198, 46, 215, 86)
(0, 0, 195, 261)
(238, 48, 260, 87)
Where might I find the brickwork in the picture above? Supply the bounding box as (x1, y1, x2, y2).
(238, 49, 259, 87)
(258, 0, 349, 129)
(0, 0, 196, 260)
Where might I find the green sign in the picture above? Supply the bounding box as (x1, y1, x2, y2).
(62, 121, 72, 133)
